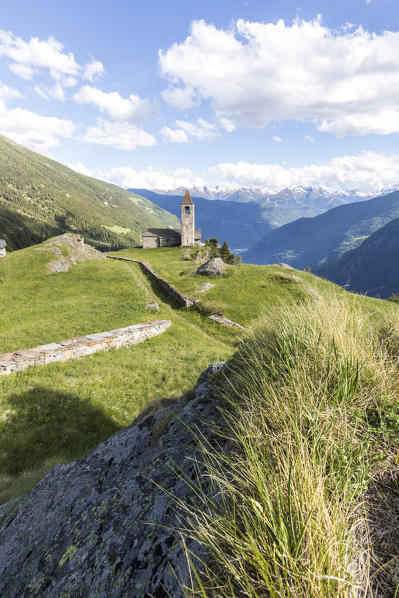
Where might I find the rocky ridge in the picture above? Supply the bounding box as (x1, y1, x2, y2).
(0, 363, 228, 598)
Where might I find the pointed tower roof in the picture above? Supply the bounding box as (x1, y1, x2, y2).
(182, 190, 193, 205)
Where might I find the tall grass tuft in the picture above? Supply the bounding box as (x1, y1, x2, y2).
(182, 293, 399, 597)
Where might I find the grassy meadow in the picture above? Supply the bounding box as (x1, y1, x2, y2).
(2, 238, 399, 595)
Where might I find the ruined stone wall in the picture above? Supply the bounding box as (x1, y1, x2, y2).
(0, 320, 171, 376)
(107, 255, 198, 307)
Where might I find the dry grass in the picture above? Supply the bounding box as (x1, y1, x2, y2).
(180, 293, 399, 597)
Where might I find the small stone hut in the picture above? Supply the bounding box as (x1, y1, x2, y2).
(142, 191, 201, 249)
(0, 239, 6, 258)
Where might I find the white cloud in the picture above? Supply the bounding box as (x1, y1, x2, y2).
(219, 117, 236, 132)
(176, 118, 220, 139)
(0, 80, 22, 103)
(272, 136, 283, 143)
(207, 152, 399, 194)
(160, 126, 189, 143)
(8, 62, 34, 79)
(0, 105, 75, 152)
(305, 135, 314, 142)
(161, 117, 234, 142)
(83, 58, 104, 81)
(0, 79, 73, 151)
(68, 151, 399, 195)
(161, 85, 199, 109)
(0, 30, 80, 83)
(318, 110, 399, 136)
(73, 85, 153, 121)
(68, 162, 93, 177)
(80, 119, 157, 150)
(69, 163, 205, 189)
(159, 18, 399, 136)
(34, 82, 65, 101)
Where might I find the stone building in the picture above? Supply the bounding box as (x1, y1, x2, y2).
(142, 191, 201, 249)
(0, 240, 5, 258)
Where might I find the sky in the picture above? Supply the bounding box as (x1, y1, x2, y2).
(1, 0, 399, 193)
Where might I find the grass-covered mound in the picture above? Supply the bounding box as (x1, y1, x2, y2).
(111, 246, 317, 325)
(0, 242, 325, 504)
(0, 239, 234, 503)
(184, 294, 399, 597)
(2, 239, 399, 596)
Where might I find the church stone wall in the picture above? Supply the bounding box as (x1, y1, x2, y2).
(143, 237, 159, 249)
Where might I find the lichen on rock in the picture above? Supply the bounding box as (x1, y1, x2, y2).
(0, 362, 228, 598)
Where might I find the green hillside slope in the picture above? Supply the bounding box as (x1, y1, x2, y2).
(0, 239, 358, 503)
(244, 190, 399, 269)
(2, 240, 399, 594)
(0, 135, 178, 250)
(319, 217, 399, 298)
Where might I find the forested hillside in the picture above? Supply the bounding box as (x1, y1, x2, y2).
(319, 217, 399, 298)
(0, 136, 178, 251)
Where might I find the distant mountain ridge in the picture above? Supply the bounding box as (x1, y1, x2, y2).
(155, 184, 375, 204)
(244, 190, 399, 269)
(131, 185, 375, 250)
(0, 136, 178, 251)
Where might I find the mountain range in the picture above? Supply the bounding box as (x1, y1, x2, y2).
(157, 184, 373, 205)
(318, 217, 399, 299)
(244, 190, 399, 271)
(0, 135, 178, 251)
(132, 185, 376, 250)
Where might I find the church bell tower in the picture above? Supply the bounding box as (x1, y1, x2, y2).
(180, 190, 195, 246)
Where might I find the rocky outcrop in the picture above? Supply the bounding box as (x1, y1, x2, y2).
(0, 363, 228, 598)
(196, 257, 226, 277)
(37, 234, 105, 273)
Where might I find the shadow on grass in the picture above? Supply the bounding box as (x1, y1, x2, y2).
(0, 386, 120, 476)
(135, 263, 183, 310)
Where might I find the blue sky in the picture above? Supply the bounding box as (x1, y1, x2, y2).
(1, 0, 399, 193)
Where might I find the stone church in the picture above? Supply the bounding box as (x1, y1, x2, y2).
(142, 191, 201, 249)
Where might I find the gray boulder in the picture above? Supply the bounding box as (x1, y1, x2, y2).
(279, 263, 294, 270)
(0, 363, 228, 598)
(196, 257, 226, 277)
